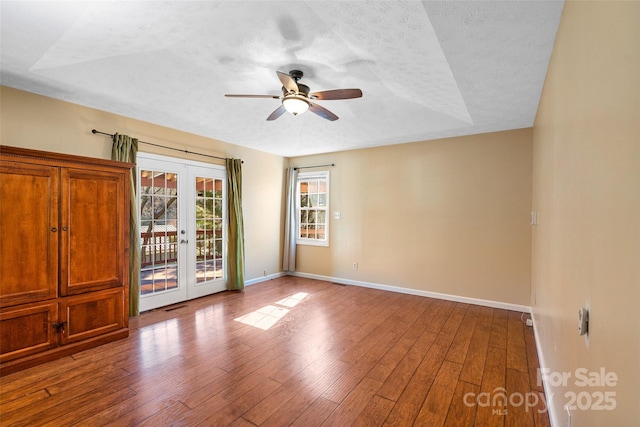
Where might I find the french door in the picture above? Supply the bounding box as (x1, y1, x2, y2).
(137, 153, 227, 312)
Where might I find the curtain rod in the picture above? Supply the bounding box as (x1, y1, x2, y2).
(92, 129, 239, 162)
(294, 163, 335, 170)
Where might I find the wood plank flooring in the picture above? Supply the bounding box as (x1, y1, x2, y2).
(0, 276, 550, 426)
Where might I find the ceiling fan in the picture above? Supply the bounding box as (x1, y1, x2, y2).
(225, 70, 362, 121)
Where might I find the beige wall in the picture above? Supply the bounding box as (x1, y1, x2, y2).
(532, 1, 639, 426)
(0, 86, 285, 282)
(290, 128, 533, 306)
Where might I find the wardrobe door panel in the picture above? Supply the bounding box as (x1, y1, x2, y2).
(60, 288, 125, 345)
(60, 168, 126, 296)
(0, 302, 59, 363)
(0, 161, 59, 307)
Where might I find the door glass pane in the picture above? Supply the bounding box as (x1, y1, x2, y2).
(140, 170, 179, 296)
(195, 177, 224, 283)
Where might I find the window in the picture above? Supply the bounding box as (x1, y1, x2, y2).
(296, 171, 329, 246)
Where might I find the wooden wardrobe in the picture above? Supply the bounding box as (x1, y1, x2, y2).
(0, 145, 131, 375)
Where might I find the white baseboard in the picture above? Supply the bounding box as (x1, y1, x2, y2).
(287, 271, 531, 313)
(530, 313, 558, 427)
(245, 271, 287, 286)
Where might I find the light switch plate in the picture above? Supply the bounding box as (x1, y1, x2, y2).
(578, 307, 589, 336)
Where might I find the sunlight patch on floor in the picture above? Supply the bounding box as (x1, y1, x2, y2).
(234, 305, 289, 330)
(275, 292, 308, 308)
(234, 292, 309, 330)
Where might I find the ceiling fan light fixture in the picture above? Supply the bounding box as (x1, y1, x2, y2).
(282, 95, 309, 115)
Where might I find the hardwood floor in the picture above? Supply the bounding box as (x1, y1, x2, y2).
(0, 276, 550, 426)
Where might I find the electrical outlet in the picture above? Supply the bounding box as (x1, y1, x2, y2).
(263, 269, 267, 277)
(352, 262, 358, 270)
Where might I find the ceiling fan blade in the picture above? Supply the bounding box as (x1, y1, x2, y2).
(225, 94, 281, 99)
(267, 104, 287, 121)
(310, 89, 363, 100)
(277, 71, 299, 93)
(309, 102, 339, 121)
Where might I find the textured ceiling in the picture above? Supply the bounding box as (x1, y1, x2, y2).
(0, 1, 564, 157)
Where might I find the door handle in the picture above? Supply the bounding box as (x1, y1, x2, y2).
(180, 239, 189, 244)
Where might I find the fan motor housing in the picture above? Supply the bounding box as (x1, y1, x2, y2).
(282, 83, 310, 97)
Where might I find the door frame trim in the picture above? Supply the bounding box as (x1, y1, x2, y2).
(137, 152, 226, 172)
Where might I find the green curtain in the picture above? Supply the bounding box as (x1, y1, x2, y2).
(111, 134, 141, 316)
(226, 158, 245, 291)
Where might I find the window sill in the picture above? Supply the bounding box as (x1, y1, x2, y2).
(296, 239, 329, 247)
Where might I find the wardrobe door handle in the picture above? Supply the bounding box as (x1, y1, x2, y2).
(52, 322, 67, 333)
(51, 227, 58, 232)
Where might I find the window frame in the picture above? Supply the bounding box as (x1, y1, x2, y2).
(296, 170, 330, 247)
